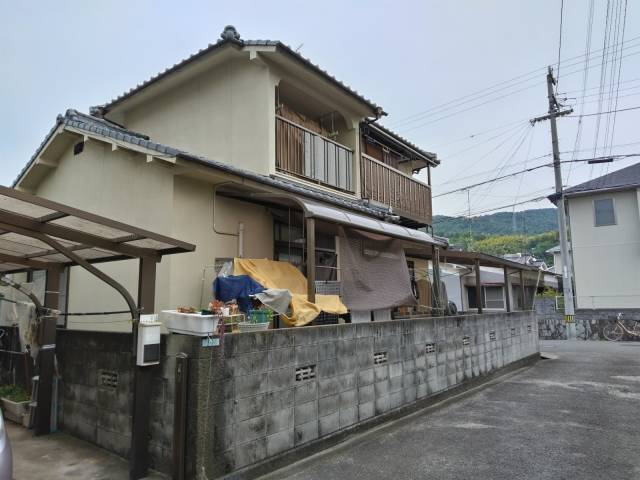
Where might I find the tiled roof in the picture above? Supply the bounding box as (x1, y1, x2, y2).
(14, 110, 391, 221)
(548, 162, 640, 203)
(93, 26, 384, 117)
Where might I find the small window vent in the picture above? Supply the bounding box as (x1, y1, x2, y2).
(373, 351, 388, 365)
(489, 331, 496, 341)
(99, 370, 118, 389)
(511, 328, 516, 336)
(295, 365, 316, 382)
(527, 325, 532, 333)
(462, 336, 470, 346)
(73, 141, 85, 155)
(425, 343, 436, 354)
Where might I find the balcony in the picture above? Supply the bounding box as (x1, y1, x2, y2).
(275, 115, 354, 193)
(360, 153, 432, 225)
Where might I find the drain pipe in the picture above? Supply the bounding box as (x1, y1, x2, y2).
(212, 182, 245, 258)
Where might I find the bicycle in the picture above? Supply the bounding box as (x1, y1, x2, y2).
(602, 313, 640, 341)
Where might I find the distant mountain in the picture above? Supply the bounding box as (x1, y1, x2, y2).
(433, 208, 558, 238)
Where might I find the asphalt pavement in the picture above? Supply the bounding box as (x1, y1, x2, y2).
(261, 340, 640, 480)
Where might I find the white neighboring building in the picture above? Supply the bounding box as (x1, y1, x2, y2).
(441, 264, 556, 313)
(549, 162, 640, 310)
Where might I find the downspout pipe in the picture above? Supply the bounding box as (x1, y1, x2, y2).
(212, 182, 245, 258)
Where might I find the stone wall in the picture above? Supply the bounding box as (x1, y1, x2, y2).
(575, 308, 640, 341)
(535, 297, 566, 339)
(184, 311, 538, 478)
(56, 331, 176, 474)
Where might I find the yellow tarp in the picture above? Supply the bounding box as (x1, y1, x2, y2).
(234, 258, 347, 327)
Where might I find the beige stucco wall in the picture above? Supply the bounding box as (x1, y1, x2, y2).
(568, 189, 640, 309)
(122, 57, 277, 176)
(167, 176, 274, 311)
(29, 140, 275, 331)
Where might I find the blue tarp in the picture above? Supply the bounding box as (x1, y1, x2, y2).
(213, 275, 265, 312)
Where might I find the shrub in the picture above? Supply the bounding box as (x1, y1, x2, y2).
(0, 384, 29, 402)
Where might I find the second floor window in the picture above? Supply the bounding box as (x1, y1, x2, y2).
(593, 198, 616, 227)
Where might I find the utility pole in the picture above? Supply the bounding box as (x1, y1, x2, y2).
(531, 66, 576, 339)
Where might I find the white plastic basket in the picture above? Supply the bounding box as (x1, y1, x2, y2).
(161, 310, 219, 337)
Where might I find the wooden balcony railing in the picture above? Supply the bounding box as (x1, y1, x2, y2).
(276, 115, 354, 192)
(360, 153, 432, 225)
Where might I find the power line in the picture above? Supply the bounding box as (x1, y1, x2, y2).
(389, 34, 640, 130)
(608, 0, 629, 158)
(453, 196, 550, 218)
(439, 122, 529, 160)
(557, 0, 565, 89)
(437, 123, 531, 186)
(425, 118, 530, 149)
(396, 45, 640, 133)
(467, 125, 534, 211)
(567, 104, 640, 117)
(437, 152, 553, 187)
(437, 138, 640, 190)
(427, 77, 640, 153)
(433, 154, 640, 198)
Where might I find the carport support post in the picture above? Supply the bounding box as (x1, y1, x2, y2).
(130, 257, 157, 480)
(503, 267, 511, 312)
(519, 270, 526, 311)
(35, 267, 60, 436)
(306, 216, 316, 303)
(474, 259, 483, 314)
(431, 246, 442, 314)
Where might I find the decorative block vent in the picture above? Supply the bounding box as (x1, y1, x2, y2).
(295, 365, 316, 382)
(511, 328, 516, 336)
(489, 331, 496, 341)
(373, 351, 388, 365)
(527, 325, 532, 333)
(462, 336, 470, 346)
(425, 343, 436, 354)
(99, 370, 118, 389)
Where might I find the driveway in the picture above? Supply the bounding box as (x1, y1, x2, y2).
(262, 340, 640, 480)
(6, 421, 166, 480)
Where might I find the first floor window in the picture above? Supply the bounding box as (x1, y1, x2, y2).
(484, 286, 505, 309)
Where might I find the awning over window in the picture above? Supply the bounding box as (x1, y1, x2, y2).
(251, 193, 445, 247)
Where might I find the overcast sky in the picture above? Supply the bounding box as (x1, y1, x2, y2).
(1, 1, 638, 218)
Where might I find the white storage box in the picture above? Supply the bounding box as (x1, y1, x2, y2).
(161, 310, 220, 337)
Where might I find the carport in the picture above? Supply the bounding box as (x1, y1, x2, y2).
(0, 185, 194, 479)
(405, 247, 541, 313)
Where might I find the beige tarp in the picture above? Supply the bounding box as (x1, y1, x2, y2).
(233, 258, 347, 327)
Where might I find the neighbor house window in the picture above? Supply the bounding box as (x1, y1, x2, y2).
(594, 198, 616, 226)
(484, 286, 505, 309)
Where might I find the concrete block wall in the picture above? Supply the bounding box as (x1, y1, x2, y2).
(186, 311, 538, 478)
(56, 331, 177, 474)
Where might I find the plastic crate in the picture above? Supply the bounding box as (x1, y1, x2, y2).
(313, 312, 340, 325)
(248, 309, 272, 324)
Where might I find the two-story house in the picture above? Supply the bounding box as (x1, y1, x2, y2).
(548, 162, 640, 317)
(12, 26, 443, 330)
